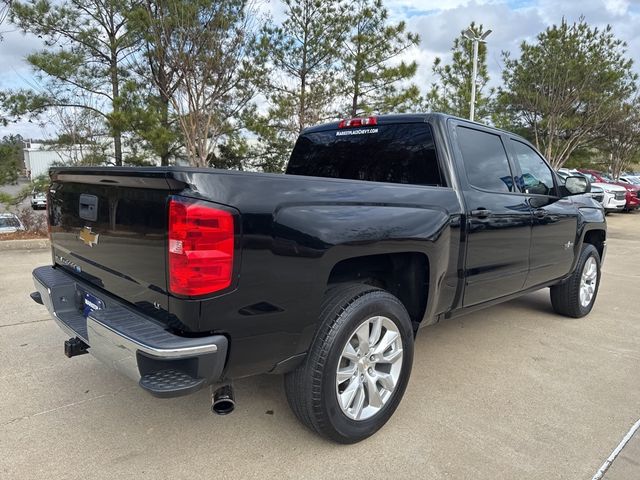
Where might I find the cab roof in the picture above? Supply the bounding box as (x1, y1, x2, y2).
(301, 112, 514, 138)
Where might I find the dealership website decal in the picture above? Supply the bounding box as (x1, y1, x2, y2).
(335, 128, 379, 136)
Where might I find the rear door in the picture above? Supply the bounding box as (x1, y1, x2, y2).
(49, 169, 172, 321)
(452, 123, 532, 307)
(507, 139, 579, 286)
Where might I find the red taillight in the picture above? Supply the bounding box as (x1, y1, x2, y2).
(168, 197, 234, 296)
(338, 116, 378, 129)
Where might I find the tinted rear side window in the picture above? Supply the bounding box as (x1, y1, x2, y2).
(286, 123, 444, 186)
(457, 126, 514, 193)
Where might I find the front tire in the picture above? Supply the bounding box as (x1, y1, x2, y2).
(284, 284, 414, 443)
(550, 244, 601, 318)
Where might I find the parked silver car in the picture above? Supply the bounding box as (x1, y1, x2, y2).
(0, 213, 25, 234)
(619, 175, 640, 186)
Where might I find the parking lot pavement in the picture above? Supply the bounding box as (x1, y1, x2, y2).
(1, 214, 639, 480)
(601, 425, 640, 479)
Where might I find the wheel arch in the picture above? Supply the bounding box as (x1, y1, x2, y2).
(582, 228, 606, 260)
(326, 252, 430, 331)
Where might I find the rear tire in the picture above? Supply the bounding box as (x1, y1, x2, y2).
(284, 284, 414, 443)
(550, 244, 601, 318)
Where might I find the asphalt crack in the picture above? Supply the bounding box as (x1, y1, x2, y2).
(0, 318, 52, 329)
(1, 387, 131, 427)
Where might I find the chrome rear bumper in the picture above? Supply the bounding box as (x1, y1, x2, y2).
(32, 265, 228, 397)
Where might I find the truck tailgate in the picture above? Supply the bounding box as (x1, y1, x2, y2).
(48, 170, 173, 323)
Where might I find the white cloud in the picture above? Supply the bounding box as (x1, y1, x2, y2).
(391, 0, 640, 94)
(0, 28, 43, 89)
(603, 0, 630, 15)
(401, 1, 546, 90)
(386, 0, 499, 14)
(0, 27, 50, 140)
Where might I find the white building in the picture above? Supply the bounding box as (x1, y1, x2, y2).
(23, 142, 89, 179)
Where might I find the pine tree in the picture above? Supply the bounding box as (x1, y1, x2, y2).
(246, 0, 349, 172)
(499, 18, 637, 168)
(6, 0, 140, 165)
(340, 0, 421, 117)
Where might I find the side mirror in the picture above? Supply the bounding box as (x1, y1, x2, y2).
(564, 176, 590, 195)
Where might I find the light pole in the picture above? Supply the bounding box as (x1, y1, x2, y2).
(462, 28, 492, 122)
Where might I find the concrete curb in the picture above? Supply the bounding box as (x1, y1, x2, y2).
(0, 238, 50, 251)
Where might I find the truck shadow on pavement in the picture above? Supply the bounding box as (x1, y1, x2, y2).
(90, 290, 566, 442)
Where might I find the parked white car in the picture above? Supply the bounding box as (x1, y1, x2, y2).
(579, 172, 627, 213)
(31, 189, 47, 210)
(0, 213, 26, 234)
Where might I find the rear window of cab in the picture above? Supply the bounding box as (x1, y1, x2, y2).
(286, 123, 445, 187)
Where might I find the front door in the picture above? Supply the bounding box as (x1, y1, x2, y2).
(507, 139, 579, 287)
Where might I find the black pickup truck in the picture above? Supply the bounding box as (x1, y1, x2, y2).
(31, 113, 606, 443)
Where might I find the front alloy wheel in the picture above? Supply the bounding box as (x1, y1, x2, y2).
(550, 243, 601, 318)
(579, 256, 598, 308)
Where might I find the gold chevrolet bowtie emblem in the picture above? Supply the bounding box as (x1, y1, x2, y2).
(79, 226, 99, 247)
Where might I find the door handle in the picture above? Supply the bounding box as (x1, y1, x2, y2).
(470, 208, 492, 218)
(533, 209, 548, 219)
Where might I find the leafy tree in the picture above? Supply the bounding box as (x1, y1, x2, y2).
(426, 22, 493, 121)
(0, 134, 23, 185)
(139, 0, 262, 167)
(247, 0, 349, 172)
(340, 0, 421, 117)
(601, 96, 640, 179)
(499, 18, 637, 169)
(0, 191, 12, 207)
(6, 0, 140, 165)
(208, 133, 250, 171)
(560, 146, 600, 170)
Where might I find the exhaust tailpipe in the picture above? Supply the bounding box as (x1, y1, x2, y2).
(211, 383, 235, 415)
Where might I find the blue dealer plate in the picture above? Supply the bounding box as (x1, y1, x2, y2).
(82, 292, 104, 318)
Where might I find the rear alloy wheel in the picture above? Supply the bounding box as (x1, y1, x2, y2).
(336, 315, 404, 421)
(284, 284, 414, 443)
(550, 244, 601, 318)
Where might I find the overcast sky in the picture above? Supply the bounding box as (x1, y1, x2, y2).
(1, 0, 639, 140)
